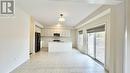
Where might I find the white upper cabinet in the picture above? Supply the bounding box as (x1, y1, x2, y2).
(43, 29, 70, 37)
(60, 30, 70, 37)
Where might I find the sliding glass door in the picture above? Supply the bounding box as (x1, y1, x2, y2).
(95, 31, 105, 64)
(87, 25, 105, 64)
(88, 33, 95, 58)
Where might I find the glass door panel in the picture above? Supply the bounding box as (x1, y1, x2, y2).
(88, 33, 95, 58)
(95, 31, 105, 64)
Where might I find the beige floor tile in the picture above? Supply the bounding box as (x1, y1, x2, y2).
(11, 49, 108, 73)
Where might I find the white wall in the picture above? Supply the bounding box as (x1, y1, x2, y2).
(0, 8, 30, 73)
(125, 0, 130, 72)
(110, 3, 125, 73)
(30, 17, 35, 54)
(71, 29, 77, 48)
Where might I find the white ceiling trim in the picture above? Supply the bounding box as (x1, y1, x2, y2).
(86, 0, 123, 5)
(75, 8, 111, 29)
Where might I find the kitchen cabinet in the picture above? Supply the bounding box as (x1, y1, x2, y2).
(43, 29, 70, 37)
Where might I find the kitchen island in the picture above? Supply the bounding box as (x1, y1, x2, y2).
(48, 42, 72, 52)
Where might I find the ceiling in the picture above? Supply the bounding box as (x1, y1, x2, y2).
(16, 0, 102, 26)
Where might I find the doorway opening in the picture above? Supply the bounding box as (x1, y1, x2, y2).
(35, 32, 41, 52)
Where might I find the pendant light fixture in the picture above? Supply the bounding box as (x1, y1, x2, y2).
(58, 14, 65, 22)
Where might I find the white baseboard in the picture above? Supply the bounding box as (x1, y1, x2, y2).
(9, 58, 29, 73)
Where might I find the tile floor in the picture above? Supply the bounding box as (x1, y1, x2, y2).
(11, 49, 108, 73)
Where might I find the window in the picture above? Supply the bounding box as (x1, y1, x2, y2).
(78, 30, 83, 49)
